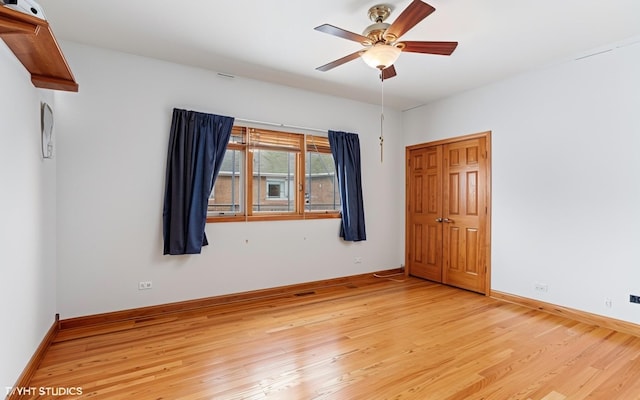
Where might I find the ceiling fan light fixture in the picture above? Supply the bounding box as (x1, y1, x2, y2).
(361, 43, 401, 70)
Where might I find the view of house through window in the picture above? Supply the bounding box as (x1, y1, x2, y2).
(210, 148, 243, 214)
(208, 126, 340, 222)
(253, 149, 295, 212)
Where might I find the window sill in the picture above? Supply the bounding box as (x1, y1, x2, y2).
(206, 212, 341, 223)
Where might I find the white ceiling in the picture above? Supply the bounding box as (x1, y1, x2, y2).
(38, 0, 640, 110)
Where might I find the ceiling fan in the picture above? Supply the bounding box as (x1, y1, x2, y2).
(315, 0, 458, 80)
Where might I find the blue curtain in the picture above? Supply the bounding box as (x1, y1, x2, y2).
(328, 130, 366, 241)
(163, 108, 234, 255)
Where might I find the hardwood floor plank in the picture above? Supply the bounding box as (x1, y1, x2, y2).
(24, 277, 640, 399)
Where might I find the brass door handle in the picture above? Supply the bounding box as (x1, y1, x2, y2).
(443, 218, 454, 223)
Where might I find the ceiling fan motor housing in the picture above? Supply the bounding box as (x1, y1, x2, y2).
(363, 22, 391, 44)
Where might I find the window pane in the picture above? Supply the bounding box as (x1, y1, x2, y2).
(208, 149, 243, 215)
(253, 149, 295, 213)
(305, 151, 340, 212)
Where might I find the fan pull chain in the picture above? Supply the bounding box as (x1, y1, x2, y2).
(380, 71, 384, 163)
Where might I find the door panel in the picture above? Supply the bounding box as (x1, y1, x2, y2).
(406, 146, 442, 282)
(442, 138, 487, 293)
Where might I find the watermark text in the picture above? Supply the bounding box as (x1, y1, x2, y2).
(5, 386, 83, 396)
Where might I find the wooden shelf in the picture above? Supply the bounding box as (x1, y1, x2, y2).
(0, 6, 78, 92)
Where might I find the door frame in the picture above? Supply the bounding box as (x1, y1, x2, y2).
(405, 131, 492, 296)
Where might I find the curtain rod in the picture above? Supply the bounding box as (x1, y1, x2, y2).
(234, 117, 328, 134)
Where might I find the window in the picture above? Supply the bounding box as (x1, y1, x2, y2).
(306, 135, 340, 212)
(208, 130, 244, 216)
(207, 126, 340, 222)
(266, 179, 285, 199)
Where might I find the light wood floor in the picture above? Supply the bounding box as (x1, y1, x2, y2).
(27, 276, 640, 399)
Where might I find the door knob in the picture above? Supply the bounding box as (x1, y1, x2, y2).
(443, 218, 454, 223)
(435, 218, 443, 223)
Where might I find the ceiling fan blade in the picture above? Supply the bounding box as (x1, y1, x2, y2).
(381, 65, 397, 80)
(316, 51, 364, 72)
(314, 24, 370, 44)
(400, 41, 458, 55)
(385, 0, 435, 40)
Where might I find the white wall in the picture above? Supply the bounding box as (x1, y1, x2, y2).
(54, 42, 405, 318)
(403, 40, 640, 324)
(0, 44, 57, 389)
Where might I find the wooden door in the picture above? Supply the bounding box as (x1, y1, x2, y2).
(406, 146, 442, 282)
(442, 138, 488, 293)
(406, 133, 490, 294)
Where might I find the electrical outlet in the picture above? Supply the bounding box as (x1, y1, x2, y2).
(630, 294, 640, 304)
(534, 283, 548, 293)
(605, 298, 613, 308)
(354, 257, 362, 264)
(138, 281, 152, 290)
